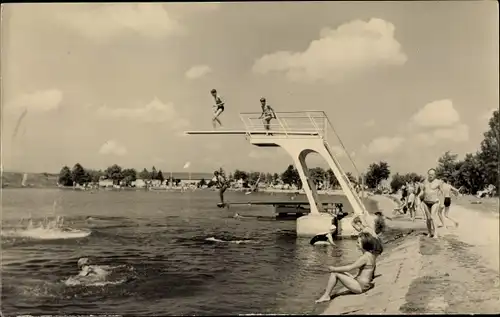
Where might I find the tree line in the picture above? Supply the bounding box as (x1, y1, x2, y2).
(58, 164, 170, 187)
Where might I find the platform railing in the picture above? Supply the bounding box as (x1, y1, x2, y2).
(239, 110, 366, 212)
(239, 111, 328, 137)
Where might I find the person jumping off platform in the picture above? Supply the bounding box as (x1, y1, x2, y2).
(258, 97, 276, 134)
(214, 169, 229, 206)
(210, 89, 225, 129)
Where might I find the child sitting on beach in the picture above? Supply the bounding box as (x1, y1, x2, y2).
(315, 232, 380, 303)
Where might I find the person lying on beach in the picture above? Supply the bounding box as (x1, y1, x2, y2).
(315, 232, 379, 303)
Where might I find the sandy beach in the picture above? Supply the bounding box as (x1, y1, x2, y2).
(320, 194, 500, 314)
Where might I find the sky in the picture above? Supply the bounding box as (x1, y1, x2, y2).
(1, 1, 498, 177)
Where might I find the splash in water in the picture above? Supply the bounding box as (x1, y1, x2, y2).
(3, 216, 91, 240)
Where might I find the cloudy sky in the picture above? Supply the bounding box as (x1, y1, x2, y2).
(2, 2, 498, 176)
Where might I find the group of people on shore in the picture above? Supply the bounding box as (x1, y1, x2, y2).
(394, 169, 460, 237)
(315, 168, 465, 304)
(210, 89, 277, 131)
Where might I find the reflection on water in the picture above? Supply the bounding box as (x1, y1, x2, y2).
(1, 188, 374, 315)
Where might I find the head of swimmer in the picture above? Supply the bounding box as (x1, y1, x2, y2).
(427, 168, 437, 181)
(352, 216, 365, 232)
(77, 257, 90, 269)
(210, 89, 217, 97)
(260, 97, 266, 106)
(356, 232, 379, 253)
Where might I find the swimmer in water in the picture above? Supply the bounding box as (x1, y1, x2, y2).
(210, 89, 225, 129)
(77, 257, 107, 278)
(315, 232, 380, 303)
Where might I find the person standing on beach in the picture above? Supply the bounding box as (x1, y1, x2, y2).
(419, 168, 445, 238)
(440, 180, 460, 228)
(210, 89, 225, 129)
(258, 97, 276, 133)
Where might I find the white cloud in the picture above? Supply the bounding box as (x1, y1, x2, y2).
(252, 18, 407, 83)
(185, 65, 212, 79)
(410, 99, 460, 128)
(99, 140, 127, 156)
(7, 89, 63, 113)
(364, 119, 376, 127)
(97, 97, 190, 129)
(55, 4, 181, 40)
(365, 136, 405, 155)
(412, 123, 469, 146)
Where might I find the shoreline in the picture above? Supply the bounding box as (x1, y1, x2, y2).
(319, 194, 500, 314)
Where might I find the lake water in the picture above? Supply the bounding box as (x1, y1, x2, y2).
(1, 188, 379, 316)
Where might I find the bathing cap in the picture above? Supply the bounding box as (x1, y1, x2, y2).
(78, 257, 89, 268)
(260, 97, 266, 102)
(211, 89, 217, 93)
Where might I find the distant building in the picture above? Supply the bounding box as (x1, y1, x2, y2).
(98, 179, 113, 188)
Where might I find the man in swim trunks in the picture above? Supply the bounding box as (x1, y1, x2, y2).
(418, 168, 445, 238)
(440, 180, 460, 228)
(214, 169, 229, 205)
(210, 89, 225, 129)
(258, 97, 276, 133)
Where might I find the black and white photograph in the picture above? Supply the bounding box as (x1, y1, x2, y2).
(1, 1, 498, 316)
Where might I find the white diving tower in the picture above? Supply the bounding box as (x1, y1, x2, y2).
(185, 111, 371, 237)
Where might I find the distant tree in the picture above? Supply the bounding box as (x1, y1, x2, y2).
(233, 169, 248, 181)
(139, 168, 150, 180)
(326, 169, 340, 188)
(477, 110, 499, 188)
(121, 168, 137, 186)
(88, 169, 103, 183)
(58, 166, 73, 186)
(454, 153, 487, 195)
(151, 166, 158, 180)
(390, 172, 424, 193)
(281, 164, 302, 189)
(272, 173, 280, 185)
(71, 163, 86, 185)
(365, 161, 391, 189)
(309, 167, 326, 188)
(248, 171, 261, 186)
(435, 151, 459, 183)
(105, 164, 124, 185)
(265, 173, 273, 184)
(345, 172, 357, 184)
(157, 170, 165, 183)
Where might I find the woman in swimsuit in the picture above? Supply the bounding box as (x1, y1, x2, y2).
(210, 89, 225, 129)
(315, 232, 379, 303)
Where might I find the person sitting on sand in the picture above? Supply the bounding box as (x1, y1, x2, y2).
(373, 211, 391, 235)
(315, 232, 380, 303)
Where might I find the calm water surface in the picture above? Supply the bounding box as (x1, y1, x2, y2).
(1, 188, 378, 316)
